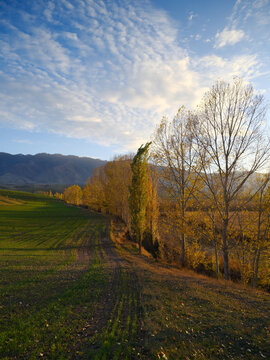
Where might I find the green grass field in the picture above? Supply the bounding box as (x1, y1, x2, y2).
(0, 190, 111, 359)
(1, 190, 270, 360)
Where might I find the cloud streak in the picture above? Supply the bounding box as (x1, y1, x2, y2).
(215, 28, 245, 48)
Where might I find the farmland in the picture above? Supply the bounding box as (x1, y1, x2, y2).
(0, 190, 270, 359)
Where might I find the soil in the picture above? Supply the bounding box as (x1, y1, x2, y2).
(74, 222, 144, 359)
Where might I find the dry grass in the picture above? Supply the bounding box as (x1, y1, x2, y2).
(111, 220, 270, 359)
(0, 194, 25, 206)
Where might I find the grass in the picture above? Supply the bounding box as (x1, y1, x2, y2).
(1, 189, 269, 359)
(0, 190, 110, 359)
(111, 223, 270, 360)
(88, 268, 140, 360)
(0, 194, 25, 206)
(140, 271, 270, 359)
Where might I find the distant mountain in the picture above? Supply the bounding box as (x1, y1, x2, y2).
(0, 152, 106, 186)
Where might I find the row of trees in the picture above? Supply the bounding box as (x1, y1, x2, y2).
(60, 78, 270, 287)
(80, 152, 158, 254)
(152, 78, 270, 283)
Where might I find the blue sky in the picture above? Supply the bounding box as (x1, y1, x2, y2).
(0, 0, 270, 160)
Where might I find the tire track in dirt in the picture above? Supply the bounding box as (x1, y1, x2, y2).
(75, 222, 143, 359)
(75, 221, 102, 264)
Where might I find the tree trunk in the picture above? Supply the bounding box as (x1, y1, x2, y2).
(253, 204, 262, 287)
(138, 232, 142, 255)
(214, 242, 219, 279)
(180, 232, 185, 267)
(253, 247, 261, 288)
(180, 202, 185, 267)
(222, 219, 229, 280)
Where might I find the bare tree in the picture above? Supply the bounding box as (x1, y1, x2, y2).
(193, 78, 270, 280)
(152, 107, 201, 266)
(250, 173, 270, 287)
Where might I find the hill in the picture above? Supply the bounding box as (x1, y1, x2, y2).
(0, 189, 269, 359)
(0, 152, 106, 187)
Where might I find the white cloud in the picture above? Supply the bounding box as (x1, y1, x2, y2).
(196, 54, 261, 82)
(62, 0, 74, 10)
(44, 1, 55, 22)
(12, 139, 33, 144)
(63, 32, 78, 41)
(228, 0, 270, 33)
(215, 28, 245, 48)
(68, 115, 102, 123)
(0, 0, 265, 152)
(188, 12, 197, 21)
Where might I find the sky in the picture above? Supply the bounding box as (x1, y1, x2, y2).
(0, 0, 270, 160)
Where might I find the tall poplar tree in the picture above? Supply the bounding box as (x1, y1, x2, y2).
(129, 142, 151, 254)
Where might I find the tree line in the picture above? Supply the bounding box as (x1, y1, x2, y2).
(58, 78, 270, 289)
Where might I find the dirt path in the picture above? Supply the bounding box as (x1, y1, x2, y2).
(75, 223, 143, 359)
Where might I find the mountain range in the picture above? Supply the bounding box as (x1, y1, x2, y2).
(0, 152, 106, 188)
